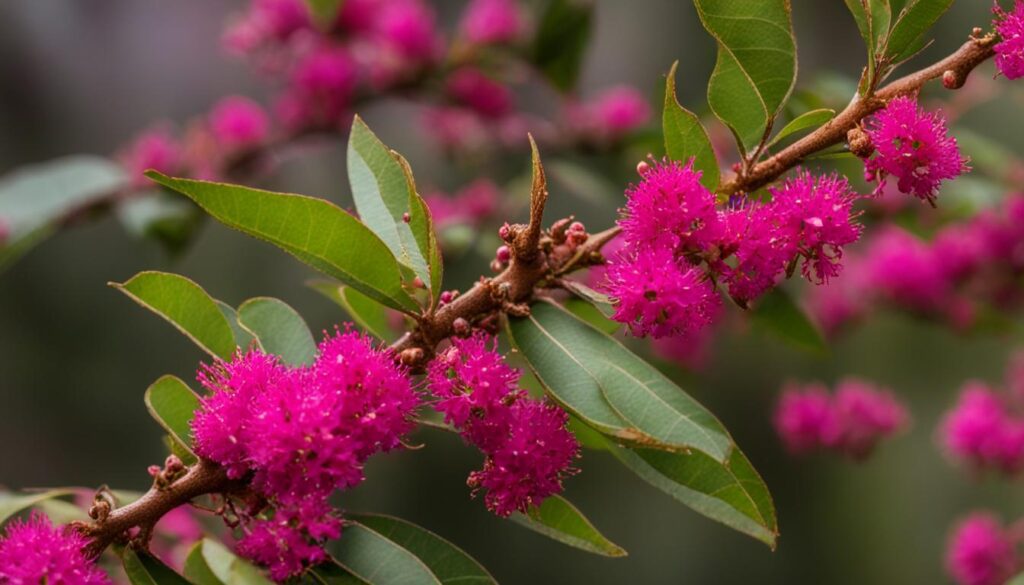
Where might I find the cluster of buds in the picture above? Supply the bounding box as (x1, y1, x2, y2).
(146, 454, 186, 490)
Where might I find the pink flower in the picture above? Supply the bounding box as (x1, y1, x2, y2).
(605, 245, 721, 339)
(995, 0, 1024, 79)
(587, 86, 652, 136)
(862, 226, 950, 312)
(863, 96, 967, 204)
(719, 202, 792, 304)
(946, 513, 1018, 585)
(374, 0, 443, 61)
(286, 44, 359, 127)
(119, 126, 181, 186)
(827, 378, 908, 458)
(446, 67, 514, 119)
(0, 512, 111, 584)
(427, 333, 579, 516)
(941, 381, 1024, 474)
(459, 0, 526, 46)
(773, 383, 837, 454)
(420, 106, 490, 152)
(619, 158, 722, 254)
(223, 0, 311, 54)
(209, 96, 270, 152)
(803, 256, 869, 337)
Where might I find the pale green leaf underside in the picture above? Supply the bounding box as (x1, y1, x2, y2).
(512, 495, 627, 557)
(237, 297, 317, 366)
(145, 375, 201, 457)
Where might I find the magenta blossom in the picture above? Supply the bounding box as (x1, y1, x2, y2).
(119, 126, 182, 186)
(209, 95, 270, 152)
(774, 382, 837, 455)
(446, 68, 514, 119)
(286, 43, 359, 127)
(459, 0, 526, 45)
(863, 96, 967, 203)
(995, 0, 1024, 79)
(946, 513, 1018, 585)
(941, 381, 1024, 475)
(0, 512, 111, 584)
(586, 86, 652, 138)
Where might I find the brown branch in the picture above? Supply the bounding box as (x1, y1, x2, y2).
(718, 34, 998, 197)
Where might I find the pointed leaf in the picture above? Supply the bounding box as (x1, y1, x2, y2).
(183, 542, 226, 585)
(531, 0, 593, 92)
(663, 61, 720, 190)
(512, 495, 627, 557)
(884, 0, 953, 62)
(200, 539, 274, 585)
(309, 563, 370, 584)
(507, 301, 732, 460)
(145, 172, 419, 314)
(345, 514, 497, 584)
(750, 288, 827, 354)
(603, 436, 778, 548)
(237, 297, 317, 366)
(145, 375, 201, 456)
(767, 108, 836, 148)
(694, 0, 797, 150)
(327, 522, 442, 585)
(0, 490, 75, 525)
(347, 118, 440, 299)
(122, 548, 191, 585)
(308, 280, 399, 342)
(111, 271, 236, 360)
(845, 0, 892, 90)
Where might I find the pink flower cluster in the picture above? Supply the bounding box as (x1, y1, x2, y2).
(0, 512, 111, 584)
(805, 194, 1024, 337)
(191, 328, 418, 580)
(459, 0, 527, 46)
(995, 0, 1024, 80)
(424, 179, 501, 233)
(940, 352, 1024, 475)
(863, 96, 967, 204)
(604, 159, 863, 339)
(427, 334, 579, 517)
(946, 512, 1019, 585)
(773, 378, 909, 459)
(565, 86, 653, 143)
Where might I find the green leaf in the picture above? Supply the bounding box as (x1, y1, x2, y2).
(750, 288, 827, 354)
(199, 539, 274, 585)
(347, 117, 440, 299)
(116, 189, 202, 256)
(603, 436, 778, 548)
(531, 0, 593, 92)
(308, 280, 399, 342)
(883, 0, 953, 62)
(122, 548, 191, 585)
(145, 375, 201, 457)
(663, 61, 720, 190)
(309, 563, 370, 584)
(344, 514, 497, 584)
(35, 498, 89, 524)
(845, 0, 892, 91)
(693, 0, 797, 150)
(0, 155, 126, 271)
(1008, 573, 1024, 585)
(111, 271, 236, 360)
(327, 522, 441, 585)
(512, 495, 627, 557)
(0, 489, 74, 525)
(560, 280, 615, 318)
(237, 297, 317, 366)
(217, 301, 256, 350)
(767, 108, 836, 148)
(305, 0, 343, 28)
(506, 301, 732, 460)
(183, 542, 225, 585)
(145, 172, 419, 314)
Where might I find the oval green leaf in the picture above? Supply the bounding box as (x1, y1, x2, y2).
(237, 297, 317, 366)
(145, 375, 201, 456)
(344, 514, 497, 584)
(200, 538, 274, 585)
(145, 172, 419, 314)
(507, 301, 732, 461)
(0, 489, 75, 525)
(308, 280, 399, 342)
(327, 522, 443, 585)
(122, 548, 191, 585)
(217, 300, 256, 350)
(183, 542, 226, 585)
(694, 0, 797, 151)
(111, 271, 236, 360)
(663, 60, 720, 190)
(767, 108, 836, 148)
(512, 495, 627, 557)
(883, 0, 953, 63)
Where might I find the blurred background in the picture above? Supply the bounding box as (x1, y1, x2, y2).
(0, 1, 1020, 583)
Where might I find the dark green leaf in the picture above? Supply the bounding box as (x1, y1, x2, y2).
(183, 542, 225, 585)
(111, 271, 236, 360)
(345, 514, 497, 584)
(531, 0, 593, 91)
(305, 0, 343, 28)
(845, 0, 892, 90)
(512, 495, 627, 557)
(767, 109, 836, 148)
(145, 375, 201, 456)
(663, 61, 720, 190)
(0, 155, 126, 271)
(309, 563, 369, 585)
(750, 288, 827, 354)
(122, 548, 191, 585)
(883, 0, 953, 62)
(237, 297, 317, 366)
(604, 436, 778, 548)
(308, 280, 399, 342)
(145, 172, 419, 314)
(328, 522, 442, 585)
(199, 539, 274, 585)
(347, 117, 440, 299)
(0, 490, 74, 525)
(694, 0, 797, 151)
(507, 301, 732, 460)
